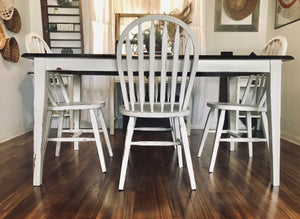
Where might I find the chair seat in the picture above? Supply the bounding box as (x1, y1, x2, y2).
(48, 101, 105, 111)
(119, 103, 190, 118)
(207, 102, 267, 112)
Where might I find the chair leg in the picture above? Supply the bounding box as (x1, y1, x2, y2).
(209, 109, 225, 173)
(246, 111, 253, 157)
(90, 109, 106, 173)
(73, 110, 80, 151)
(43, 111, 53, 159)
(179, 117, 196, 190)
(169, 118, 176, 143)
(119, 116, 136, 190)
(174, 117, 183, 168)
(55, 111, 64, 157)
(198, 107, 215, 157)
(261, 111, 269, 149)
(97, 109, 113, 157)
(110, 78, 115, 135)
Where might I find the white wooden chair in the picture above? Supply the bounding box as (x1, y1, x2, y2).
(116, 15, 199, 190)
(197, 36, 287, 173)
(109, 76, 192, 136)
(25, 33, 113, 172)
(25, 33, 75, 129)
(45, 72, 112, 172)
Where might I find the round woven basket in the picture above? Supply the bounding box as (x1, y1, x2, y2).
(4, 8, 21, 33)
(223, 0, 258, 21)
(0, 0, 15, 20)
(0, 24, 6, 50)
(1, 37, 19, 63)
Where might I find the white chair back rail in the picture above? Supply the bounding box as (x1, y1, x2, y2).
(117, 15, 199, 114)
(25, 33, 52, 53)
(239, 36, 287, 108)
(48, 72, 70, 106)
(260, 36, 287, 56)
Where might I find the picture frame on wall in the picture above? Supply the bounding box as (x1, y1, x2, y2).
(214, 0, 260, 32)
(275, 0, 300, 29)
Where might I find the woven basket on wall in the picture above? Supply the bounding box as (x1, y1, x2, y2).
(0, 0, 15, 20)
(0, 24, 6, 50)
(1, 37, 19, 63)
(4, 8, 21, 33)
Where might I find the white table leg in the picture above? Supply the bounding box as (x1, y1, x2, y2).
(73, 75, 81, 150)
(227, 77, 239, 151)
(267, 60, 282, 186)
(33, 58, 48, 186)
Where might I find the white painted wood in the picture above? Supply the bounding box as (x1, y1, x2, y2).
(45, 73, 112, 171)
(201, 36, 288, 176)
(209, 110, 226, 173)
(118, 117, 136, 190)
(197, 108, 215, 157)
(179, 116, 196, 190)
(27, 44, 288, 187)
(90, 109, 106, 173)
(117, 15, 199, 190)
(267, 60, 282, 186)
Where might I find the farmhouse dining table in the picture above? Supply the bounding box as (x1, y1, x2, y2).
(22, 53, 293, 187)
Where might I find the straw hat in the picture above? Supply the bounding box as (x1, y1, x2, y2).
(223, 0, 258, 21)
(1, 37, 19, 63)
(0, 0, 15, 20)
(4, 8, 21, 33)
(0, 25, 6, 50)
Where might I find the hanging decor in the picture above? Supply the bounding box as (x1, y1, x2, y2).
(0, 0, 15, 20)
(275, 0, 300, 28)
(4, 8, 21, 33)
(0, 24, 6, 50)
(1, 37, 20, 63)
(214, 0, 260, 32)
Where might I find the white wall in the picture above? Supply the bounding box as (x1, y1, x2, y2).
(266, 1, 300, 145)
(198, 0, 269, 129)
(0, 0, 38, 143)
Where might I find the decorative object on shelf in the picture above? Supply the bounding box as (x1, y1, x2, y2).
(167, 2, 193, 42)
(57, 0, 72, 7)
(4, 8, 21, 33)
(61, 47, 73, 54)
(0, 24, 6, 50)
(223, 0, 258, 20)
(0, 0, 15, 20)
(129, 3, 193, 53)
(215, 0, 260, 32)
(1, 37, 19, 63)
(275, 0, 300, 28)
(57, 23, 74, 31)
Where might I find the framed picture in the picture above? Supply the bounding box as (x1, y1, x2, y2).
(275, 0, 300, 29)
(214, 0, 260, 32)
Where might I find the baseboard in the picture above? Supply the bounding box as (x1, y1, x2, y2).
(0, 126, 33, 143)
(281, 132, 300, 146)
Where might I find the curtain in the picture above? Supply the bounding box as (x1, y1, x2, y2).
(81, 0, 207, 128)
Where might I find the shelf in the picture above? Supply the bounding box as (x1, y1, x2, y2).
(47, 5, 79, 8)
(49, 31, 81, 33)
(48, 14, 80, 16)
(51, 46, 82, 49)
(50, 39, 81, 41)
(41, 0, 83, 54)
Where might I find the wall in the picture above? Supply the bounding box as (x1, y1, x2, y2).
(0, 0, 37, 143)
(266, 1, 300, 145)
(198, 0, 269, 128)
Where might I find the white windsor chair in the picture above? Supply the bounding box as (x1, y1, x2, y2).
(25, 33, 113, 173)
(117, 15, 199, 190)
(197, 36, 287, 173)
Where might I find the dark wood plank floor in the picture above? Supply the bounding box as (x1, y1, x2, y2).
(0, 130, 300, 219)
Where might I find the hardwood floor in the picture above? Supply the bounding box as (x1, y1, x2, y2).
(0, 130, 300, 218)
